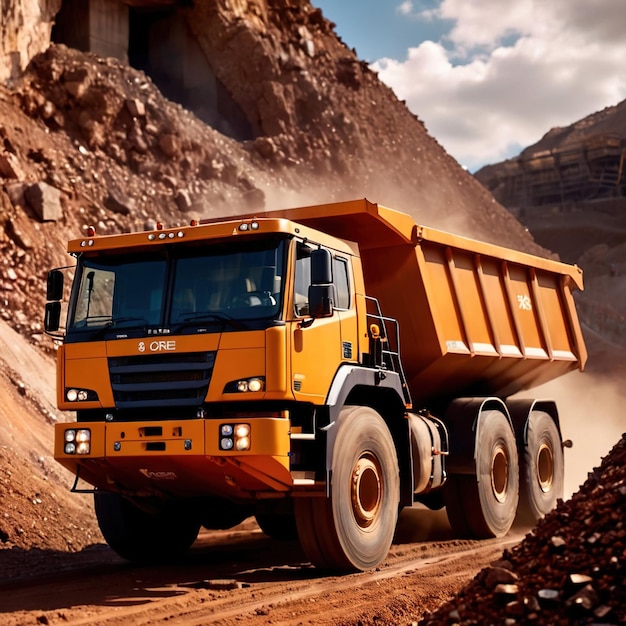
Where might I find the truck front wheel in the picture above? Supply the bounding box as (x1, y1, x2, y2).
(94, 492, 201, 563)
(255, 500, 298, 540)
(515, 411, 564, 527)
(445, 409, 519, 538)
(294, 406, 400, 571)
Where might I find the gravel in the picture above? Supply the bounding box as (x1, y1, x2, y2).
(420, 433, 626, 625)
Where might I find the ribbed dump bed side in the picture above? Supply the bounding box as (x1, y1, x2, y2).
(360, 236, 586, 402)
(264, 199, 587, 402)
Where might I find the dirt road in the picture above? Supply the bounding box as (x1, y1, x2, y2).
(0, 508, 522, 626)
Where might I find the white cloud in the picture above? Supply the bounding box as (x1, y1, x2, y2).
(373, 0, 626, 171)
(396, 2, 414, 16)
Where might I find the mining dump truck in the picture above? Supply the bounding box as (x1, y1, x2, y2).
(45, 199, 586, 571)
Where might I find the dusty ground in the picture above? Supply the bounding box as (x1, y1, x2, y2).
(0, 507, 522, 626)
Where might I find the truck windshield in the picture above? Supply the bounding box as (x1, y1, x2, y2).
(67, 238, 285, 337)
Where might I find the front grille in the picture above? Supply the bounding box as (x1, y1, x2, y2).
(108, 351, 216, 409)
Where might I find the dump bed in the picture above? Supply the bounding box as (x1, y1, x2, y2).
(265, 199, 587, 403)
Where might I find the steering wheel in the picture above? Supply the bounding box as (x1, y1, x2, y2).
(231, 291, 276, 307)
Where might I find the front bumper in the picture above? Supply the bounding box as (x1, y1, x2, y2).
(54, 418, 292, 499)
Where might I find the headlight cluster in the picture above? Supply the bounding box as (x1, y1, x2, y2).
(64, 428, 91, 455)
(224, 377, 265, 394)
(219, 423, 251, 451)
(65, 388, 98, 402)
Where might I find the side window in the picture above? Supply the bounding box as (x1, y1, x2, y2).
(294, 243, 311, 316)
(293, 244, 351, 315)
(333, 257, 350, 309)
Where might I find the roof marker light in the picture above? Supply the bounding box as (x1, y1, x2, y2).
(156, 222, 164, 231)
(190, 219, 198, 226)
(86, 225, 96, 237)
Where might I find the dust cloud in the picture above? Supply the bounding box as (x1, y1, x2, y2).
(516, 370, 625, 499)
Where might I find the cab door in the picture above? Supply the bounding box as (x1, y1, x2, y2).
(289, 242, 347, 402)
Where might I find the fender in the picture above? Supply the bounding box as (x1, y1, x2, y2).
(506, 398, 561, 450)
(321, 364, 409, 499)
(444, 397, 512, 475)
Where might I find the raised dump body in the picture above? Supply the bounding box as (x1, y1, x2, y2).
(262, 198, 586, 404)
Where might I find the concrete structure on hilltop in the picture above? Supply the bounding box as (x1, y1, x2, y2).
(51, 0, 253, 140)
(476, 135, 626, 218)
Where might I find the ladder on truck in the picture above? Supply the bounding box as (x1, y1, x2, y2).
(365, 296, 411, 406)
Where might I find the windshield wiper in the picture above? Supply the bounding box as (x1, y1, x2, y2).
(105, 316, 150, 327)
(85, 316, 150, 339)
(175, 312, 247, 330)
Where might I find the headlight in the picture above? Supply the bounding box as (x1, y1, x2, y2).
(234, 424, 250, 438)
(247, 378, 263, 392)
(235, 436, 250, 451)
(224, 377, 265, 394)
(220, 437, 234, 450)
(219, 423, 251, 451)
(76, 429, 90, 443)
(63, 428, 91, 454)
(65, 388, 98, 402)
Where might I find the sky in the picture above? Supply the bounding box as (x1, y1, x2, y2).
(313, 0, 626, 172)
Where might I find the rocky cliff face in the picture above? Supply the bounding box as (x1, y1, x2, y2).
(0, 0, 61, 84)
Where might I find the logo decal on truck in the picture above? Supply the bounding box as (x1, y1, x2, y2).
(139, 469, 177, 480)
(138, 340, 177, 353)
(517, 295, 532, 311)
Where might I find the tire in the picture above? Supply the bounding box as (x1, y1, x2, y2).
(199, 498, 253, 530)
(445, 409, 519, 538)
(255, 500, 299, 540)
(294, 406, 400, 571)
(94, 493, 201, 563)
(515, 411, 564, 527)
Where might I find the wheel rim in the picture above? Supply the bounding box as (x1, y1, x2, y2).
(350, 453, 383, 528)
(491, 443, 509, 503)
(536, 442, 554, 493)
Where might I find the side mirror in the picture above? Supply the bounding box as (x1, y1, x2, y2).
(44, 301, 61, 332)
(308, 249, 334, 318)
(311, 248, 332, 283)
(308, 284, 334, 318)
(46, 269, 64, 301)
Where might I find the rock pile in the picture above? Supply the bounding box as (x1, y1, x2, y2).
(420, 434, 626, 625)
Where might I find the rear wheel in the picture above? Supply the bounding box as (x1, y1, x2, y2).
(515, 411, 564, 527)
(445, 409, 519, 538)
(94, 493, 200, 563)
(294, 406, 400, 571)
